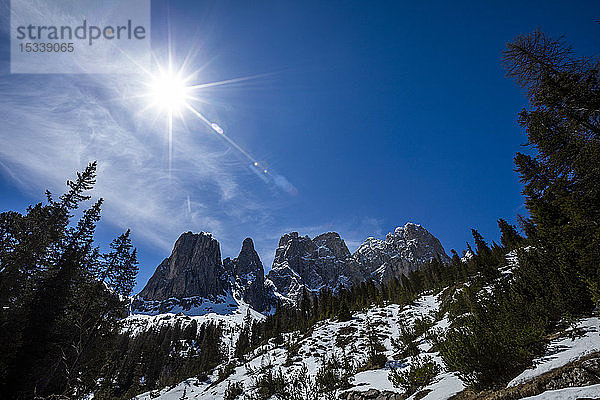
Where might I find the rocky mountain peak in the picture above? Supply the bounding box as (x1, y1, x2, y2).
(313, 232, 351, 260)
(226, 237, 262, 277)
(362, 222, 450, 282)
(385, 223, 450, 264)
(240, 237, 255, 254)
(134, 223, 450, 313)
(224, 238, 271, 312)
(138, 231, 228, 301)
(266, 223, 450, 302)
(266, 231, 359, 302)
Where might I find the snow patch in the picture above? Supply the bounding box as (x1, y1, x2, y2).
(508, 317, 600, 387)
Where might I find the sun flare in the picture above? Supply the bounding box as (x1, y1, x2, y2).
(147, 71, 191, 114)
(139, 58, 275, 182)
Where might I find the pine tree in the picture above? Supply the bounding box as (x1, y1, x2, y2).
(336, 301, 352, 322)
(364, 317, 386, 369)
(0, 162, 139, 399)
(497, 218, 523, 250)
(503, 30, 600, 310)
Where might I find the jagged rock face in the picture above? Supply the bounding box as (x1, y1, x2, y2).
(267, 223, 449, 301)
(224, 238, 271, 312)
(353, 237, 389, 273)
(134, 222, 449, 314)
(266, 232, 358, 301)
(138, 232, 228, 301)
(356, 223, 450, 282)
(386, 223, 449, 265)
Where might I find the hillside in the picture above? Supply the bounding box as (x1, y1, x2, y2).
(119, 244, 600, 400)
(129, 291, 600, 400)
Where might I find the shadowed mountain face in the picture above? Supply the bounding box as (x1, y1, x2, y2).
(134, 223, 449, 314)
(224, 238, 271, 312)
(138, 232, 228, 301)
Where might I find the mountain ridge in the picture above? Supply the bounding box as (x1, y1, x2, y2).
(133, 222, 450, 315)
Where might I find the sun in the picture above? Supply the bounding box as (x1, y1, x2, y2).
(147, 70, 191, 114)
(138, 58, 271, 179)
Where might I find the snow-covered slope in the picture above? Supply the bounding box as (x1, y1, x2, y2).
(127, 293, 600, 400)
(133, 292, 465, 400)
(121, 241, 600, 400)
(123, 297, 266, 362)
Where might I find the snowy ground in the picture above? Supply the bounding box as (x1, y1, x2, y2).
(125, 250, 600, 400)
(128, 292, 600, 400)
(133, 292, 466, 400)
(521, 383, 600, 400)
(123, 298, 266, 359)
(508, 317, 600, 387)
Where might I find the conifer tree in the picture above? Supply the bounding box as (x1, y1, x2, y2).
(503, 30, 600, 309)
(0, 162, 139, 399)
(497, 218, 523, 250)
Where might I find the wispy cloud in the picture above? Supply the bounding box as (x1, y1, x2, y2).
(0, 0, 301, 266)
(0, 1, 388, 281)
(0, 67, 277, 254)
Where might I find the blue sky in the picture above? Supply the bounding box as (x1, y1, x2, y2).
(1, 1, 599, 292)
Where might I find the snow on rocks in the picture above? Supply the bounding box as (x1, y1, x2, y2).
(122, 297, 265, 361)
(133, 291, 467, 400)
(521, 383, 600, 400)
(508, 317, 600, 387)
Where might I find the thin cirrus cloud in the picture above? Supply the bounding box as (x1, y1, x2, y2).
(0, 69, 283, 255)
(0, 0, 298, 259)
(0, 2, 381, 271)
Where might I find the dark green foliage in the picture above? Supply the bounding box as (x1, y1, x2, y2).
(363, 317, 387, 369)
(218, 361, 237, 382)
(413, 316, 434, 338)
(497, 218, 524, 250)
(249, 251, 474, 355)
(224, 381, 243, 400)
(95, 320, 223, 399)
(0, 162, 138, 399)
(287, 364, 318, 400)
(315, 355, 353, 400)
(336, 301, 352, 322)
(234, 310, 254, 361)
(391, 323, 420, 359)
(243, 245, 475, 364)
(438, 31, 600, 390)
(249, 368, 287, 400)
(438, 240, 558, 389)
(244, 363, 318, 400)
(388, 355, 440, 396)
(439, 279, 546, 388)
(504, 30, 600, 310)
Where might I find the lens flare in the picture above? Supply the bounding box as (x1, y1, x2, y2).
(135, 48, 297, 195)
(147, 71, 190, 113)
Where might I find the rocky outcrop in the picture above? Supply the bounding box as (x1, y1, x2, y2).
(134, 222, 450, 314)
(355, 223, 450, 282)
(224, 238, 271, 312)
(340, 389, 403, 400)
(138, 232, 229, 301)
(266, 223, 449, 301)
(265, 232, 359, 302)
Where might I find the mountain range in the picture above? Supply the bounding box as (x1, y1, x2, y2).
(131, 222, 449, 315)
